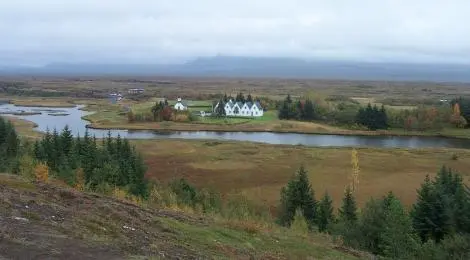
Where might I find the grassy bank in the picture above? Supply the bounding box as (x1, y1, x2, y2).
(0, 173, 363, 259)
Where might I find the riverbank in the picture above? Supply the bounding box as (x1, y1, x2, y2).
(86, 119, 470, 140)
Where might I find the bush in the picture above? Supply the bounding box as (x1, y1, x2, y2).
(34, 163, 49, 182)
(290, 209, 310, 237)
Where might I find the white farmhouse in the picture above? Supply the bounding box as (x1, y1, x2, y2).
(174, 97, 188, 110)
(214, 100, 263, 117)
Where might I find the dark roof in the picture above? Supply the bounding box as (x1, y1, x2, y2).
(253, 102, 262, 110)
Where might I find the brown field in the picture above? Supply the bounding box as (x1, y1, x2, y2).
(9, 98, 76, 107)
(2, 76, 470, 104)
(135, 139, 470, 209)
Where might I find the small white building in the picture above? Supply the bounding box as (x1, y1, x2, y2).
(174, 97, 188, 111)
(109, 93, 123, 103)
(128, 88, 145, 95)
(214, 100, 263, 117)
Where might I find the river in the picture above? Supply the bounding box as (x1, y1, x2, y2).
(1, 104, 470, 149)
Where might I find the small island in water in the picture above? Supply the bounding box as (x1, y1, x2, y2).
(48, 113, 70, 116)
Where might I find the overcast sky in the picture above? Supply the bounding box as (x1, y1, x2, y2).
(1, 0, 469, 66)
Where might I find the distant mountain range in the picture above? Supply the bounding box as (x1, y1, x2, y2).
(1, 56, 470, 82)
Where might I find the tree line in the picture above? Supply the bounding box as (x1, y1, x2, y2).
(278, 94, 389, 129)
(276, 94, 470, 131)
(32, 127, 148, 196)
(277, 166, 470, 259)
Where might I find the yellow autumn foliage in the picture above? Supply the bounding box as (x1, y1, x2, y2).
(34, 163, 49, 182)
(74, 168, 85, 191)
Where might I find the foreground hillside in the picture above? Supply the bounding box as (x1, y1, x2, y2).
(0, 174, 362, 260)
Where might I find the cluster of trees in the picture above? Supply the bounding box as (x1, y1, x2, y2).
(223, 92, 255, 103)
(150, 99, 172, 121)
(0, 117, 19, 172)
(278, 95, 316, 120)
(275, 94, 470, 132)
(388, 106, 449, 131)
(355, 103, 388, 130)
(33, 127, 148, 197)
(451, 97, 470, 127)
(128, 99, 193, 123)
(277, 166, 470, 259)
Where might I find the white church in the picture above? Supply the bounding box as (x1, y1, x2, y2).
(214, 100, 264, 117)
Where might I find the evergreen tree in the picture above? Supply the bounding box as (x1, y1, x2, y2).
(356, 103, 388, 130)
(235, 92, 245, 103)
(303, 99, 315, 120)
(296, 166, 317, 228)
(339, 186, 357, 223)
(60, 125, 73, 155)
(278, 101, 289, 119)
(317, 191, 335, 233)
(0, 117, 19, 171)
(215, 99, 226, 117)
(151, 101, 163, 121)
(247, 93, 253, 103)
(286, 94, 292, 104)
(371, 105, 380, 130)
(379, 105, 388, 129)
(278, 165, 317, 229)
(296, 100, 303, 120)
(412, 171, 454, 243)
(357, 198, 385, 254)
(380, 196, 419, 259)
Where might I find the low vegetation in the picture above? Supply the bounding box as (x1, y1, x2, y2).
(0, 119, 364, 259)
(275, 165, 470, 259)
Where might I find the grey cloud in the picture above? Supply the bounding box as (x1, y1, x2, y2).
(1, 0, 469, 66)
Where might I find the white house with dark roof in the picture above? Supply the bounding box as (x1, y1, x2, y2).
(174, 97, 188, 110)
(214, 100, 263, 117)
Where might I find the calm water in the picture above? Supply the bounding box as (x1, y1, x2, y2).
(2, 104, 470, 149)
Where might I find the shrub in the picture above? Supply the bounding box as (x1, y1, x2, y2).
(34, 163, 49, 182)
(290, 209, 309, 237)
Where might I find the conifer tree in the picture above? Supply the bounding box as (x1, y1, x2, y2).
(278, 165, 317, 229)
(317, 191, 335, 233)
(303, 99, 314, 120)
(247, 93, 253, 103)
(60, 125, 73, 155)
(379, 105, 388, 129)
(357, 198, 385, 254)
(296, 100, 303, 120)
(380, 196, 419, 259)
(339, 186, 358, 224)
(412, 175, 437, 242)
(215, 99, 226, 117)
(286, 94, 292, 104)
(278, 101, 289, 119)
